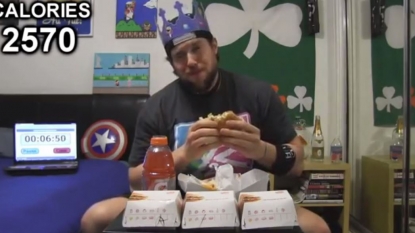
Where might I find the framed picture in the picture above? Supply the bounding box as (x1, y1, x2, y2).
(93, 53, 150, 94)
(115, 0, 157, 38)
(0, 0, 19, 26)
(36, 0, 94, 37)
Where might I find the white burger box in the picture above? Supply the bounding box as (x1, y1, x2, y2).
(178, 165, 270, 199)
(239, 190, 298, 230)
(122, 190, 182, 228)
(182, 191, 240, 229)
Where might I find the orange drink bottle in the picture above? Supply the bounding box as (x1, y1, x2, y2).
(142, 136, 176, 190)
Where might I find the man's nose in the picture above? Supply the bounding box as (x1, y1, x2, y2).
(187, 54, 197, 67)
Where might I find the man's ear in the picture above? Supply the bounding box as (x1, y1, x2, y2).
(212, 37, 218, 54)
(165, 56, 175, 74)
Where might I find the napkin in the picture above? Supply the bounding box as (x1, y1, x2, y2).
(178, 164, 270, 197)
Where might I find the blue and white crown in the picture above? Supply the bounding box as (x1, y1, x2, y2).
(158, 0, 210, 46)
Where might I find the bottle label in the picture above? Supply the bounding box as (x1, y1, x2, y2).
(330, 146, 342, 161)
(311, 147, 324, 159)
(143, 177, 176, 191)
(390, 145, 403, 160)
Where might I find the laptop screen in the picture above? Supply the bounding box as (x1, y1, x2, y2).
(14, 123, 77, 162)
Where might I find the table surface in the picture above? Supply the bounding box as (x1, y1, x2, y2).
(0, 157, 130, 233)
(104, 210, 304, 233)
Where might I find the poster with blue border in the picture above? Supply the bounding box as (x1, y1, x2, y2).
(0, 0, 19, 26)
(36, 0, 94, 37)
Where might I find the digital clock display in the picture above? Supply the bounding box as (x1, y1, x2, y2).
(20, 133, 71, 145)
(14, 123, 77, 162)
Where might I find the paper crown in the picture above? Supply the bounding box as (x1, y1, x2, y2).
(158, 0, 210, 46)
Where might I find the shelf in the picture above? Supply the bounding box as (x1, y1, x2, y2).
(361, 155, 413, 233)
(393, 200, 415, 205)
(297, 203, 344, 207)
(303, 159, 350, 171)
(270, 158, 350, 233)
(301, 160, 347, 208)
(364, 156, 415, 170)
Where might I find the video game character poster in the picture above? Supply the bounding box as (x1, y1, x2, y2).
(115, 0, 157, 38)
(36, 0, 94, 37)
(93, 53, 150, 95)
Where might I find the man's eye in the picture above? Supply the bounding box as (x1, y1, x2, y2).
(175, 53, 185, 59)
(192, 47, 200, 52)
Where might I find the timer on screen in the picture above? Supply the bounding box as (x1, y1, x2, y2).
(20, 134, 71, 145)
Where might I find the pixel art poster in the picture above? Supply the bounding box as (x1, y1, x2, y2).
(115, 0, 157, 38)
(93, 53, 150, 94)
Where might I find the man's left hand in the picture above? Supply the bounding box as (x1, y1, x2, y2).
(219, 120, 265, 160)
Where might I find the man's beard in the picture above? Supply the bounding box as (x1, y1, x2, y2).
(176, 68, 218, 94)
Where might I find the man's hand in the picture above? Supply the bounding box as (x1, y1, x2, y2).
(182, 118, 222, 162)
(219, 120, 265, 160)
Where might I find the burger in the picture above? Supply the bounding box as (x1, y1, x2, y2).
(238, 194, 261, 211)
(185, 194, 204, 202)
(129, 193, 148, 201)
(199, 111, 242, 129)
(240, 194, 261, 203)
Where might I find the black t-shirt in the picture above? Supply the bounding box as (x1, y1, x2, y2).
(128, 68, 297, 180)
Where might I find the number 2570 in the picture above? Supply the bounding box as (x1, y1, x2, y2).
(1, 26, 78, 54)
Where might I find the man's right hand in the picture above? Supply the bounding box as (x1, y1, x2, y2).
(182, 118, 221, 162)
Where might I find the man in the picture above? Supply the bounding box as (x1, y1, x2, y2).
(81, 1, 331, 233)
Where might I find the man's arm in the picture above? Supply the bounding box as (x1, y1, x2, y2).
(255, 137, 304, 177)
(254, 85, 304, 177)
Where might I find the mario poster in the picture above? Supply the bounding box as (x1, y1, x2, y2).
(115, 0, 158, 38)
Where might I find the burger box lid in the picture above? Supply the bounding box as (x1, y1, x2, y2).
(122, 191, 182, 228)
(178, 166, 270, 198)
(239, 190, 298, 230)
(182, 191, 240, 229)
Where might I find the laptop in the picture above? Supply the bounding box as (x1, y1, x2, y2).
(5, 122, 79, 175)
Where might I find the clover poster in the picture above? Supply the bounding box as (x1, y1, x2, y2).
(115, 0, 157, 38)
(371, 0, 415, 126)
(196, 0, 316, 126)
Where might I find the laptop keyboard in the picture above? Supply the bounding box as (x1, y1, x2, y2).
(11, 163, 77, 170)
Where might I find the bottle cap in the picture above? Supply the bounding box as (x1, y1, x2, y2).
(151, 136, 168, 146)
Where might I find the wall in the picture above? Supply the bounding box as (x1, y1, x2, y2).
(0, 0, 175, 95)
(0, 1, 347, 162)
(348, 0, 415, 218)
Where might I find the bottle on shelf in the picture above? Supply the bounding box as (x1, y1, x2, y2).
(311, 115, 324, 162)
(294, 116, 311, 159)
(142, 135, 176, 190)
(330, 137, 342, 163)
(390, 115, 404, 161)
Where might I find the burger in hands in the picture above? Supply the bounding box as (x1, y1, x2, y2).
(199, 111, 242, 129)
